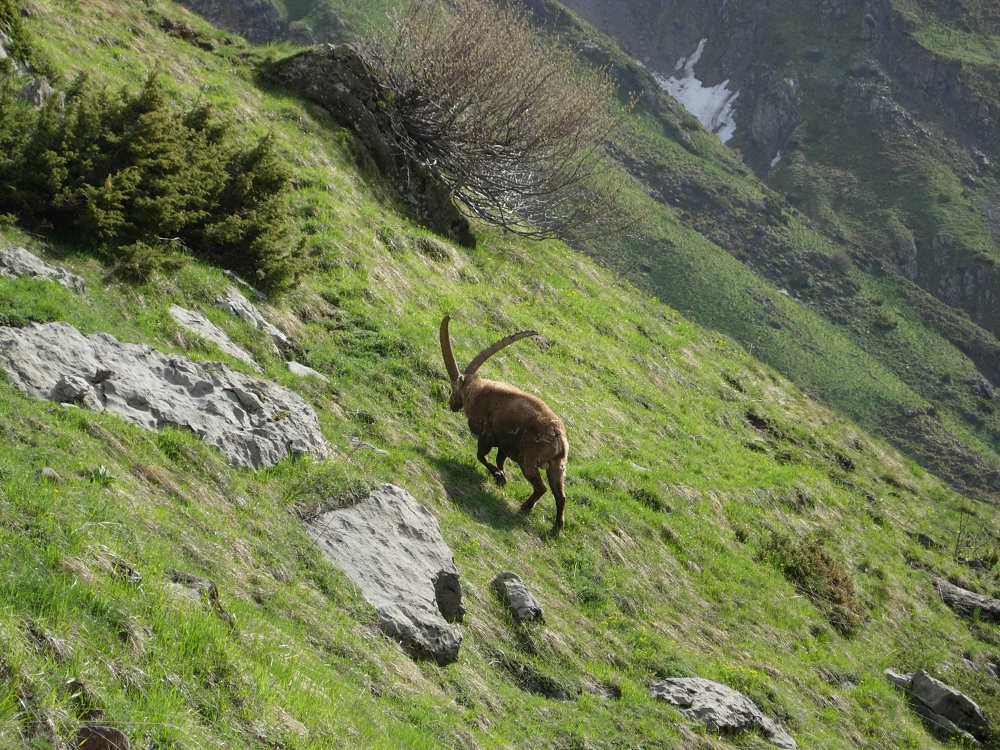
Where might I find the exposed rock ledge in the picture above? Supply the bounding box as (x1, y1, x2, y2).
(0, 322, 328, 469)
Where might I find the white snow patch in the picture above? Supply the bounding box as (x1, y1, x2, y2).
(642, 39, 740, 143)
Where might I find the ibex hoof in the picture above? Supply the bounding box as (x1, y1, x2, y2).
(493, 471, 507, 486)
(519, 500, 535, 515)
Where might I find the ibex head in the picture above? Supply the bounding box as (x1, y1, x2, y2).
(439, 315, 538, 411)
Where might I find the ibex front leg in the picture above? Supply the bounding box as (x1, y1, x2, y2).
(477, 436, 507, 486)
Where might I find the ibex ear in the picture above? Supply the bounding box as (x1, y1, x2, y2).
(457, 374, 466, 385)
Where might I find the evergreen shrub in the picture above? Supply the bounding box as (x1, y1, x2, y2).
(0, 74, 303, 292)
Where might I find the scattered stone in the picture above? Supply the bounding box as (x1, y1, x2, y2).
(165, 568, 236, 629)
(907, 530, 940, 549)
(349, 436, 388, 456)
(308, 484, 464, 665)
(885, 668, 988, 743)
(216, 285, 291, 354)
(169, 305, 259, 370)
(287, 361, 329, 383)
(0, 247, 84, 293)
(651, 678, 797, 749)
(0, 322, 328, 469)
(491, 572, 544, 624)
(75, 725, 130, 750)
(34, 467, 64, 484)
(18, 77, 55, 107)
(935, 578, 1000, 624)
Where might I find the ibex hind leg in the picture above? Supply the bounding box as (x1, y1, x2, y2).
(547, 463, 567, 530)
(518, 465, 548, 516)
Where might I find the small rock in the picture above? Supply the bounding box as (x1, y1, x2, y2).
(935, 578, 1000, 624)
(287, 361, 329, 383)
(491, 572, 544, 624)
(651, 678, 796, 749)
(34, 467, 64, 484)
(215, 286, 291, 354)
(75, 725, 130, 750)
(169, 305, 259, 370)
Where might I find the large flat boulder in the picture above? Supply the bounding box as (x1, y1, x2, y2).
(651, 678, 796, 749)
(308, 484, 464, 665)
(0, 322, 328, 469)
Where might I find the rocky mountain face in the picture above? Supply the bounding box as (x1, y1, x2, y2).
(559, 0, 1000, 335)
(173, 0, 349, 45)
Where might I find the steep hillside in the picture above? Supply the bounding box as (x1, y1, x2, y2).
(530, 0, 1000, 498)
(221, 0, 1000, 507)
(0, 1, 998, 749)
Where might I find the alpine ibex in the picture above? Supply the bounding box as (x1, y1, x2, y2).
(440, 315, 569, 529)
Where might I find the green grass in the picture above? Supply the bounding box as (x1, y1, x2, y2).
(0, 0, 997, 748)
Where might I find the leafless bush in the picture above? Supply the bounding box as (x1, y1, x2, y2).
(359, 0, 634, 240)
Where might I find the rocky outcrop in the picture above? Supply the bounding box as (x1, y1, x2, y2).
(651, 678, 796, 749)
(0, 247, 84, 293)
(934, 577, 1000, 624)
(174, 0, 283, 44)
(0, 322, 328, 469)
(308, 484, 464, 665)
(885, 668, 989, 744)
(265, 45, 475, 248)
(491, 572, 544, 624)
(214, 285, 291, 355)
(169, 305, 259, 370)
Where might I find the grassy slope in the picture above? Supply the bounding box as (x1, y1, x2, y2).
(0, 1, 998, 749)
(518, 0, 1000, 503)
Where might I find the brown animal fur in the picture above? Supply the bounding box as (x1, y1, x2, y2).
(440, 316, 569, 529)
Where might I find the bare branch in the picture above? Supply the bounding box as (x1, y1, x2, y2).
(358, 0, 636, 240)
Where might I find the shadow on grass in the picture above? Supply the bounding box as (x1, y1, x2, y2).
(425, 453, 568, 536)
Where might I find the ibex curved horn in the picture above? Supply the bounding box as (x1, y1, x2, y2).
(440, 315, 460, 382)
(464, 330, 539, 375)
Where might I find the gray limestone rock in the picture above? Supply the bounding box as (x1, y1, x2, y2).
(308, 484, 463, 665)
(0, 322, 328, 469)
(935, 577, 1000, 624)
(885, 668, 988, 743)
(169, 304, 259, 370)
(287, 361, 328, 383)
(215, 285, 291, 354)
(491, 571, 544, 624)
(18, 77, 54, 107)
(651, 678, 797, 749)
(0, 247, 84, 293)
